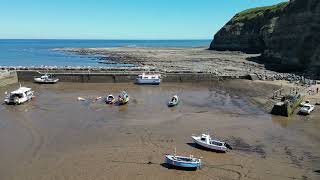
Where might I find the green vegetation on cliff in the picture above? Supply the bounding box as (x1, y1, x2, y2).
(232, 2, 289, 22)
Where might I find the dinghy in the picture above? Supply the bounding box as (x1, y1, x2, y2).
(191, 133, 232, 152)
(168, 95, 179, 107)
(34, 74, 59, 84)
(106, 94, 116, 104)
(165, 153, 201, 170)
(118, 91, 130, 105)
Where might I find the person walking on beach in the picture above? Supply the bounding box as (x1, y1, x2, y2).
(317, 87, 319, 94)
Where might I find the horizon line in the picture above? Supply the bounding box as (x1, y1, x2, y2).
(0, 38, 212, 41)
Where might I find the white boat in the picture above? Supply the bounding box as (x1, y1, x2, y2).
(105, 94, 116, 104)
(34, 74, 59, 84)
(168, 95, 179, 107)
(299, 103, 315, 115)
(191, 134, 232, 152)
(118, 91, 130, 105)
(300, 100, 310, 107)
(136, 73, 161, 85)
(4, 86, 34, 105)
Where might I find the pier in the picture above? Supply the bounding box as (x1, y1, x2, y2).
(15, 69, 249, 83)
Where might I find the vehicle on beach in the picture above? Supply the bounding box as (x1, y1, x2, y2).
(4, 86, 34, 105)
(105, 94, 116, 104)
(299, 103, 315, 115)
(165, 153, 201, 170)
(118, 91, 129, 105)
(135, 73, 161, 85)
(34, 74, 59, 84)
(191, 133, 232, 152)
(168, 95, 179, 107)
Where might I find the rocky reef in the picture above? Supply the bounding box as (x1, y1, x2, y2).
(210, 0, 320, 74)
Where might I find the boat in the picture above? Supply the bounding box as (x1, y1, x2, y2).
(168, 95, 179, 107)
(191, 133, 232, 152)
(105, 94, 116, 104)
(4, 86, 34, 105)
(118, 91, 130, 105)
(299, 103, 315, 115)
(165, 150, 201, 170)
(34, 74, 59, 84)
(300, 100, 310, 107)
(135, 73, 161, 85)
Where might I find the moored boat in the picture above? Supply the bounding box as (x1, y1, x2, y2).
(118, 91, 130, 105)
(106, 94, 116, 104)
(34, 74, 59, 84)
(299, 103, 315, 115)
(168, 95, 179, 107)
(165, 154, 201, 170)
(191, 133, 232, 152)
(135, 73, 161, 85)
(4, 86, 35, 105)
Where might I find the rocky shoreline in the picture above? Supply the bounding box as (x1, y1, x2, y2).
(53, 47, 318, 83)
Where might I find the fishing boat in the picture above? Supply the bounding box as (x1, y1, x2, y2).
(168, 95, 179, 107)
(135, 73, 161, 85)
(191, 133, 232, 152)
(34, 74, 59, 84)
(106, 94, 116, 104)
(118, 91, 130, 105)
(165, 149, 201, 170)
(299, 103, 315, 115)
(4, 86, 34, 105)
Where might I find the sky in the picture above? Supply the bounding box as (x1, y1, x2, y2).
(0, 0, 287, 39)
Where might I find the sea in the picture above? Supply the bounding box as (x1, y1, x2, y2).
(0, 39, 211, 67)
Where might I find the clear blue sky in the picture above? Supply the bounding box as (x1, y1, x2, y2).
(0, 0, 287, 39)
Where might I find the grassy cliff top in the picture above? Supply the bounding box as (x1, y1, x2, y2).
(232, 1, 289, 22)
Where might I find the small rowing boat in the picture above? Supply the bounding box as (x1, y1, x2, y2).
(106, 94, 116, 104)
(165, 152, 201, 170)
(168, 95, 179, 107)
(118, 91, 130, 105)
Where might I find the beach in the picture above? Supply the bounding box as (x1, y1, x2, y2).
(0, 80, 319, 180)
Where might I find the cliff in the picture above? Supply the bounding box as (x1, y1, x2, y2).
(210, 0, 320, 73)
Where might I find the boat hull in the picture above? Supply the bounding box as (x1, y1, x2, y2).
(192, 136, 227, 152)
(34, 78, 59, 84)
(165, 155, 201, 170)
(135, 78, 160, 85)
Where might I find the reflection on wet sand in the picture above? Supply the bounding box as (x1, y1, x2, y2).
(0, 80, 319, 180)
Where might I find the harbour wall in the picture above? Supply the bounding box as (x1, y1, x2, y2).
(16, 70, 250, 83)
(0, 70, 18, 87)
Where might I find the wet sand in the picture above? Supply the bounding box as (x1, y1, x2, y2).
(0, 81, 319, 180)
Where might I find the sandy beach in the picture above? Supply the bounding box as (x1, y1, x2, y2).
(0, 80, 319, 180)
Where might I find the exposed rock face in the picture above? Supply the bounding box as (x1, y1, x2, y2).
(210, 0, 320, 73)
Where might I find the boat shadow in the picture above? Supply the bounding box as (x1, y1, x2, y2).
(160, 163, 198, 171)
(186, 143, 226, 153)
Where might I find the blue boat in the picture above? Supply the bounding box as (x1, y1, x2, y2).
(165, 154, 201, 170)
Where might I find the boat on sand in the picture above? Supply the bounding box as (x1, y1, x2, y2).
(34, 74, 59, 84)
(168, 95, 179, 107)
(106, 94, 116, 104)
(191, 133, 232, 152)
(165, 149, 201, 170)
(4, 86, 35, 105)
(118, 91, 129, 105)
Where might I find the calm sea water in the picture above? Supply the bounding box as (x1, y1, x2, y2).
(0, 39, 211, 67)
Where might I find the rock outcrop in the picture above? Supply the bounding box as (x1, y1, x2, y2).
(210, 0, 320, 73)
